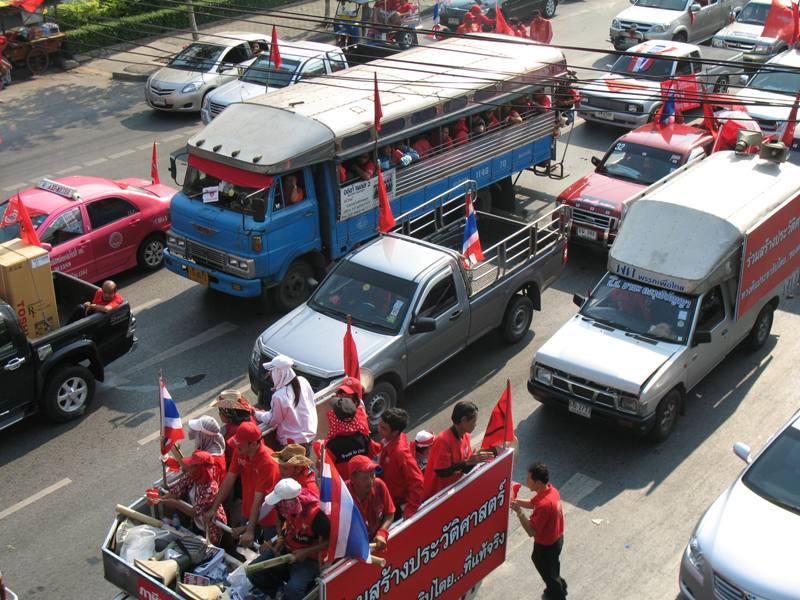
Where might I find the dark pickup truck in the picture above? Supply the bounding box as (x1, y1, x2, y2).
(0, 271, 136, 431)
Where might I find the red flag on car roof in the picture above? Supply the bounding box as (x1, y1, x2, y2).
(702, 97, 719, 137)
(343, 315, 362, 399)
(781, 92, 800, 147)
(270, 25, 282, 70)
(493, 3, 515, 36)
(481, 379, 516, 450)
(0, 193, 42, 246)
(762, 0, 795, 44)
(373, 72, 382, 133)
(376, 163, 395, 233)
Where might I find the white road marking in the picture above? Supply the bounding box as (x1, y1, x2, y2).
(55, 165, 83, 175)
(109, 149, 135, 160)
(120, 321, 238, 378)
(162, 134, 184, 143)
(0, 478, 72, 520)
(137, 143, 155, 151)
(559, 472, 602, 511)
(134, 297, 162, 312)
(84, 157, 108, 167)
(2, 182, 28, 192)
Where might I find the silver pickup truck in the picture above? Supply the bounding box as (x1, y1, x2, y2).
(249, 183, 570, 426)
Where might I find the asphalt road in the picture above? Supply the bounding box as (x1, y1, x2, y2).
(2, 1, 800, 599)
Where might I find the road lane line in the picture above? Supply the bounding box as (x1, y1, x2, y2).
(84, 157, 108, 167)
(109, 149, 135, 159)
(55, 165, 83, 175)
(560, 472, 602, 512)
(0, 478, 72, 520)
(163, 134, 184, 142)
(120, 321, 238, 377)
(2, 183, 28, 192)
(137, 143, 155, 151)
(134, 297, 162, 312)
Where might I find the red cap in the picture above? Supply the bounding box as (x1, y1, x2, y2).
(233, 421, 262, 447)
(182, 450, 213, 467)
(469, 5, 481, 14)
(348, 454, 378, 475)
(337, 377, 363, 396)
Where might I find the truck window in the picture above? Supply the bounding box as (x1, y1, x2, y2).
(0, 315, 14, 354)
(300, 59, 326, 79)
(675, 60, 692, 77)
(40, 207, 85, 246)
(696, 286, 725, 331)
(273, 172, 306, 210)
(328, 52, 348, 73)
(417, 274, 457, 319)
(183, 168, 271, 215)
(87, 198, 139, 229)
(223, 43, 250, 65)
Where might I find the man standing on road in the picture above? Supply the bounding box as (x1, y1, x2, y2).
(511, 462, 567, 600)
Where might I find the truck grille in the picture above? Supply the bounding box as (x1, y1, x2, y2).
(149, 84, 176, 97)
(580, 95, 629, 112)
(618, 20, 652, 33)
(185, 239, 226, 270)
(712, 573, 749, 600)
(722, 39, 755, 51)
(550, 368, 619, 408)
(572, 207, 613, 230)
(209, 101, 227, 118)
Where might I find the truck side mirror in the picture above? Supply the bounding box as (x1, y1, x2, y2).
(738, 73, 749, 86)
(410, 316, 436, 334)
(693, 330, 711, 345)
(690, 3, 701, 12)
(573, 294, 586, 307)
(252, 197, 267, 223)
(591, 156, 601, 168)
(169, 149, 188, 186)
(733, 441, 751, 464)
(307, 277, 319, 291)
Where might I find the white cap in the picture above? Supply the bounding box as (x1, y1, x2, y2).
(414, 430, 435, 448)
(263, 354, 294, 371)
(265, 478, 302, 505)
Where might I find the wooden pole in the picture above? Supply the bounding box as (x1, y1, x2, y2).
(186, 0, 199, 41)
(159, 371, 168, 489)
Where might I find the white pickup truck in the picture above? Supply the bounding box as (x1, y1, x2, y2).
(578, 40, 742, 128)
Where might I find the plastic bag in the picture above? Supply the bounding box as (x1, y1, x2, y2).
(119, 525, 159, 564)
(226, 564, 252, 600)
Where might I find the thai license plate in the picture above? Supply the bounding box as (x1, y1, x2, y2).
(568, 398, 592, 419)
(187, 265, 209, 286)
(576, 226, 598, 241)
(596, 111, 614, 121)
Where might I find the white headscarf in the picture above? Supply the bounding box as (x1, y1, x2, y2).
(264, 354, 297, 391)
(187, 415, 226, 456)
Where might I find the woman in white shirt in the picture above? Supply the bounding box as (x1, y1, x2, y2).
(256, 355, 318, 450)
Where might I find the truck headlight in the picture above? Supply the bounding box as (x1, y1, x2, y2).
(611, 18, 621, 29)
(754, 43, 772, 53)
(627, 104, 641, 113)
(534, 365, 553, 386)
(167, 233, 186, 256)
(181, 82, 201, 94)
(711, 37, 724, 47)
(225, 254, 255, 276)
(650, 24, 667, 33)
(618, 394, 639, 413)
(686, 536, 705, 576)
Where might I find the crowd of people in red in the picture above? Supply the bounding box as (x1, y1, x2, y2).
(452, 4, 553, 44)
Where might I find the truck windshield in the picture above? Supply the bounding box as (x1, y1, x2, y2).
(0, 202, 48, 243)
(610, 55, 675, 79)
(632, 0, 687, 10)
(183, 167, 269, 215)
(598, 142, 683, 185)
(747, 69, 800, 95)
(241, 56, 299, 87)
(168, 43, 226, 71)
(309, 261, 417, 334)
(580, 273, 696, 344)
(736, 2, 770, 25)
(742, 423, 800, 516)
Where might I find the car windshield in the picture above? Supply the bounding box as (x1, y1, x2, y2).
(633, 0, 687, 10)
(168, 43, 226, 71)
(0, 202, 48, 243)
(580, 273, 696, 344)
(736, 1, 771, 25)
(598, 141, 685, 185)
(611, 55, 675, 79)
(183, 167, 269, 215)
(309, 261, 417, 335)
(747, 69, 800, 94)
(241, 56, 300, 87)
(742, 423, 800, 515)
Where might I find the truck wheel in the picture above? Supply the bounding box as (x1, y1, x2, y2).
(672, 31, 688, 43)
(542, 0, 557, 18)
(500, 295, 534, 344)
(137, 233, 166, 271)
(746, 305, 773, 352)
(44, 365, 96, 422)
(272, 259, 313, 312)
(648, 389, 680, 443)
(365, 380, 397, 431)
(713, 76, 729, 94)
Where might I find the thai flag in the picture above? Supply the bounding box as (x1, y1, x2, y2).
(160, 378, 184, 455)
(462, 190, 485, 265)
(320, 451, 371, 564)
(656, 82, 677, 128)
(429, 0, 442, 39)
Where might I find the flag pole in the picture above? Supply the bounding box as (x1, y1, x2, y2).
(158, 370, 168, 489)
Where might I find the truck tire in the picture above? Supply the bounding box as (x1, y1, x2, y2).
(365, 380, 397, 431)
(713, 76, 729, 94)
(272, 259, 313, 312)
(672, 31, 688, 43)
(137, 233, 166, 271)
(542, 0, 557, 18)
(745, 305, 773, 352)
(43, 364, 96, 422)
(648, 389, 680, 443)
(500, 295, 534, 344)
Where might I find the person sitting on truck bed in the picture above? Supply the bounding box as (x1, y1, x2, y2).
(351, 154, 376, 181)
(324, 380, 380, 480)
(346, 455, 395, 550)
(85, 280, 124, 314)
(378, 408, 424, 519)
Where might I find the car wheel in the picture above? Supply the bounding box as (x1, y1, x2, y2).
(271, 259, 313, 312)
(500, 295, 534, 344)
(713, 76, 729, 94)
(365, 380, 397, 432)
(44, 364, 95, 422)
(137, 233, 166, 271)
(745, 305, 773, 352)
(542, 0, 557, 18)
(672, 31, 688, 43)
(648, 389, 680, 443)
(398, 31, 416, 49)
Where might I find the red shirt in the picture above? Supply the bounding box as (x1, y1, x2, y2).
(378, 433, 424, 517)
(284, 505, 329, 551)
(223, 417, 257, 467)
(92, 289, 124, 309)
(295, 467, 320, 497)
(529, 484, 564, 546)
(211, 452, 227, 484)
(421, 427, 472, 500)
(230, 442, 280, 525)
(412, 138, 433, 160)
(529, 17, 553, 44)
(347, 477, 396, 540)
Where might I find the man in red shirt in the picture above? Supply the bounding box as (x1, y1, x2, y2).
(421, 401, 492, 500)
(511, 462, 567, 600)
(205, 421, 280, 547)
(273, 444, 320, 497)
(84, 280, 124, 314)
(377, 408, 423, 518)
(346, 455, 395, 551)
(529, 10, 553, 44)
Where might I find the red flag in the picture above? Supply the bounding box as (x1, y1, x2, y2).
(343, 315, 362, 399)
(781, 92, 800, 147)
(494, 4, 515, 36)
(702, 96, 719, 136)
(376, 163, 395, 233)
(762, 0, 795, 44)
(511, 482, 523, 501)
(793, 0, 800, 44)
(481, 379, 516, 449)
(11, 0, 45, 12)
(1, 194, 41, 246)
(150, 141, 160, 185)
(373, 72, 382, 133)
(270, 25, 282, 70)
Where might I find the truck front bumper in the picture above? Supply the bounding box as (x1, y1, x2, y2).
(578, 104, 651, 129)
(528, 378, 655, 434)
(164, 250, 262, 298)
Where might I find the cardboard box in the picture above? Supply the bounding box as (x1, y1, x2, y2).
(0, 238, 60, 338)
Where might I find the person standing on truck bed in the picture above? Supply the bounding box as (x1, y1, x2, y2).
(346, 454, 395, 551)
(511, 462, 567, 600)
(421, 401, 492, 500)
(378, 408, 424, 519)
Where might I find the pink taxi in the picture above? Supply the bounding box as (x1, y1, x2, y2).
(0, 176, 175, 282)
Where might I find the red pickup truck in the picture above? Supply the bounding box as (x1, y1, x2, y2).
(558, 122, 714, 248)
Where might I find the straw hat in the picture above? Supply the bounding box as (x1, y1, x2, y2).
(272, 444, 314, 467)
(209, 389, 253, 411)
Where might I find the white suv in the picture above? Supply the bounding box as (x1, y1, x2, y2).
(712, 0, 797, 63)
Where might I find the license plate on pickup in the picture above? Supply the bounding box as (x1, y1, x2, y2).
(595, 111, 614, 121)
(575, 226, 598, 241)
(568, 398, 592, 419)
(187, 265, 209, 286)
